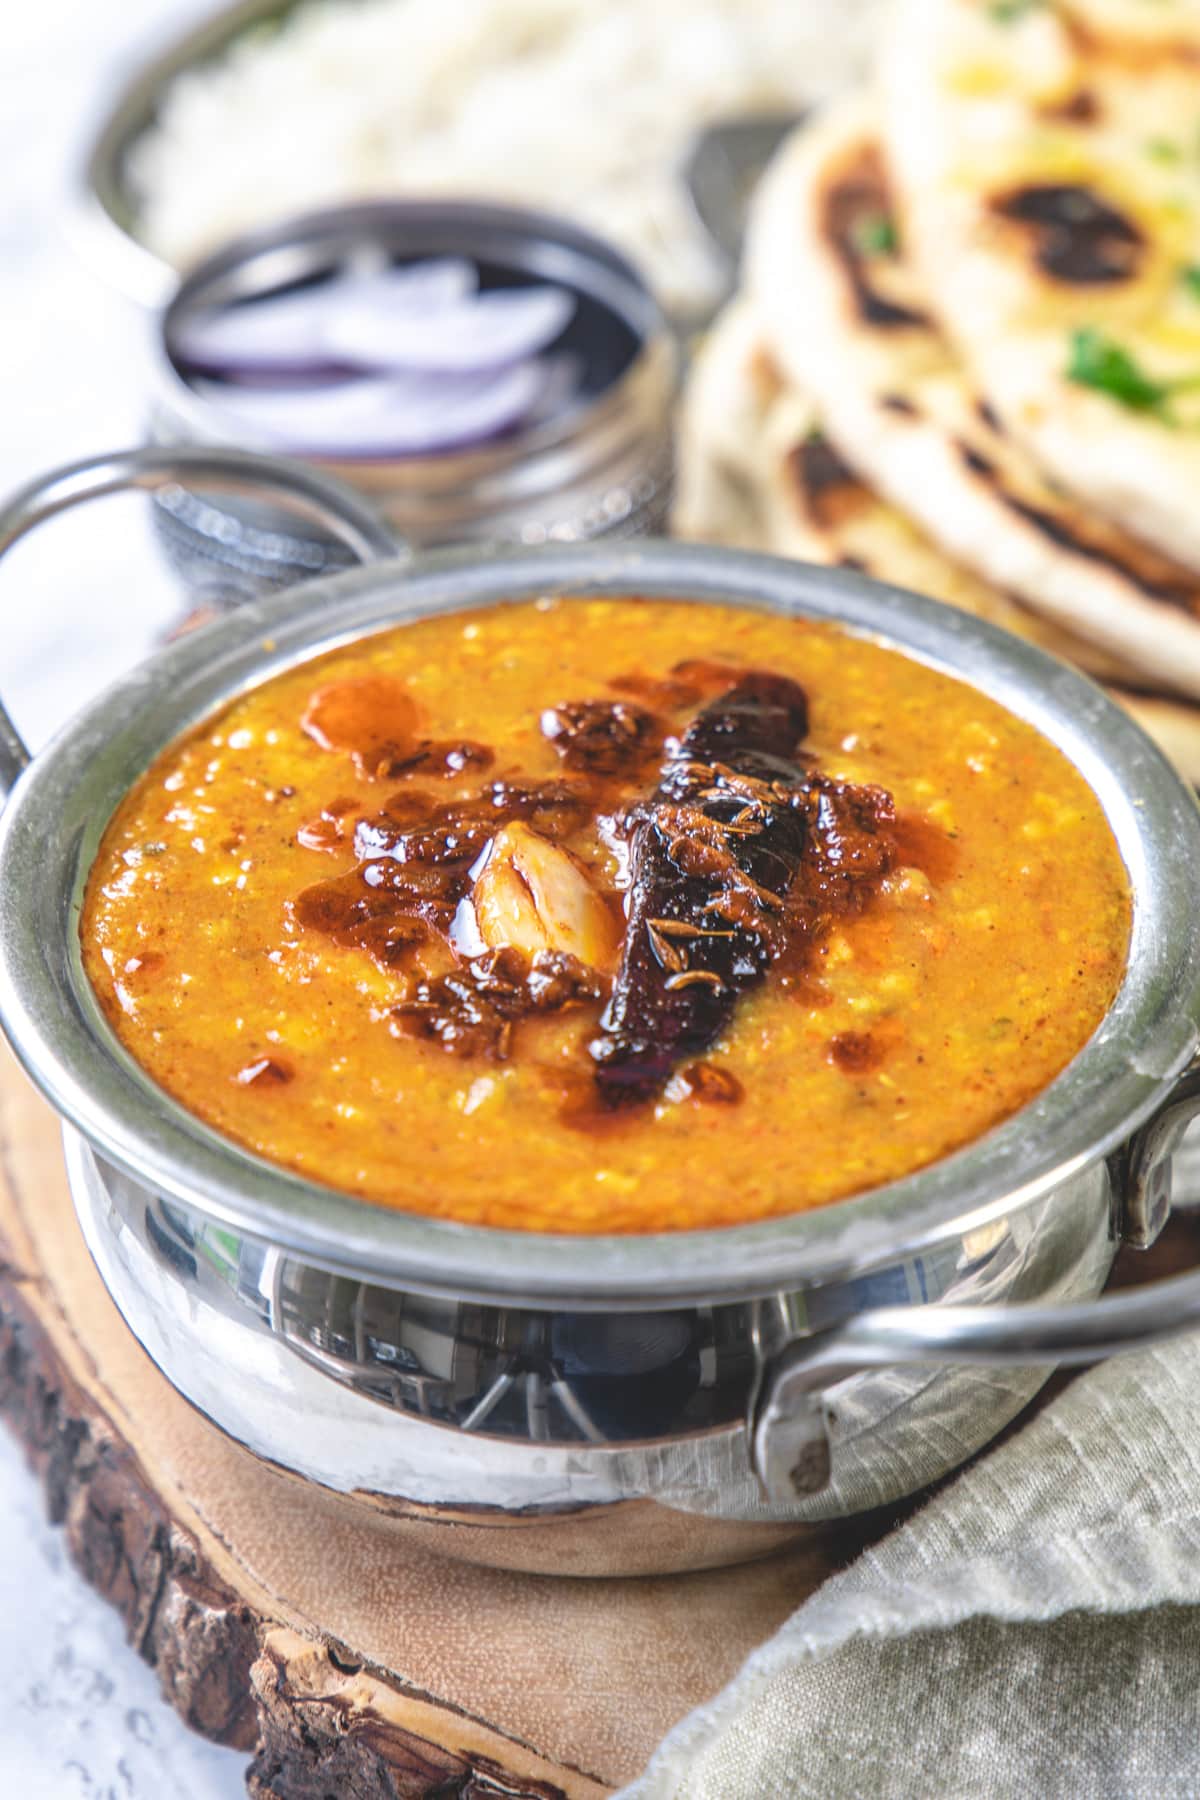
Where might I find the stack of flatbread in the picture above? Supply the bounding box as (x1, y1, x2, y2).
(675, 0, 1200, 780)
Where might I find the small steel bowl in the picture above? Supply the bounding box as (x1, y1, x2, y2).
(146, 199, 678, 600)
(72, 0, 768, 324)
(2, 446, 1200, 1576)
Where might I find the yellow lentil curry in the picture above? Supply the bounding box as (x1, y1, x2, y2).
(82, 597, 1130, 1233)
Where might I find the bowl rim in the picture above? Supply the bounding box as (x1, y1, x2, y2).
(72, 0, 302, 309)
(1, 539, 1197, 1307)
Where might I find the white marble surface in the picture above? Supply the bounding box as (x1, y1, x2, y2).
(2, 2, 248, 1792)
(0, 1457, 247, 1797)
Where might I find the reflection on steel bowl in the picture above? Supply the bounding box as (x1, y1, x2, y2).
(1, 447, 1200, 1576)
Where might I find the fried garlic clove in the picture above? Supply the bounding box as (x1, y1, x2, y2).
(472, 823, 620, 971)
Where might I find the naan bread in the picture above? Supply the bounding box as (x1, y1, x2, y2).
(672, 299, 786, 549)
(675, 299, 1200, 779)
(746, 93, 1200, 699)
(881, 0, 1200, 571)
(1059, 0, 1200, 53)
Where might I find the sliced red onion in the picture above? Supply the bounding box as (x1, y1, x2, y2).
(173, 258, 478, 378)
(192, 358, 550, 458)
(321, 285, 575, 374)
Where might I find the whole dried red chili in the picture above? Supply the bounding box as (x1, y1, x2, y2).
(591, 672, 896, 1106)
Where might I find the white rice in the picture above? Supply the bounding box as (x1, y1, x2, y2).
(128, 0, 880, 314)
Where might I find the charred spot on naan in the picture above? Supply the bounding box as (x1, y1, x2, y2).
(881, 393, 922, 418)
(976, 397, 1006, 436)
(951, 435, 1200, 617)
(1037, 87, 1102, 124)
(787, 433, 872, 531)
(958, 442, 998, 481)
(820, 143, 930, 331)
(988, 182, 1144, 286)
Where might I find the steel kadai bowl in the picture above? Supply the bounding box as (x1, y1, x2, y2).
(3, 447, 1200, 1578)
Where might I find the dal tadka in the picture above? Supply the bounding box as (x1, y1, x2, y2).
(81, 597, 1129, 1233)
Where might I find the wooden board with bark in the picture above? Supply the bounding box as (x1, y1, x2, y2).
(0, 1048, 874, 1798)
